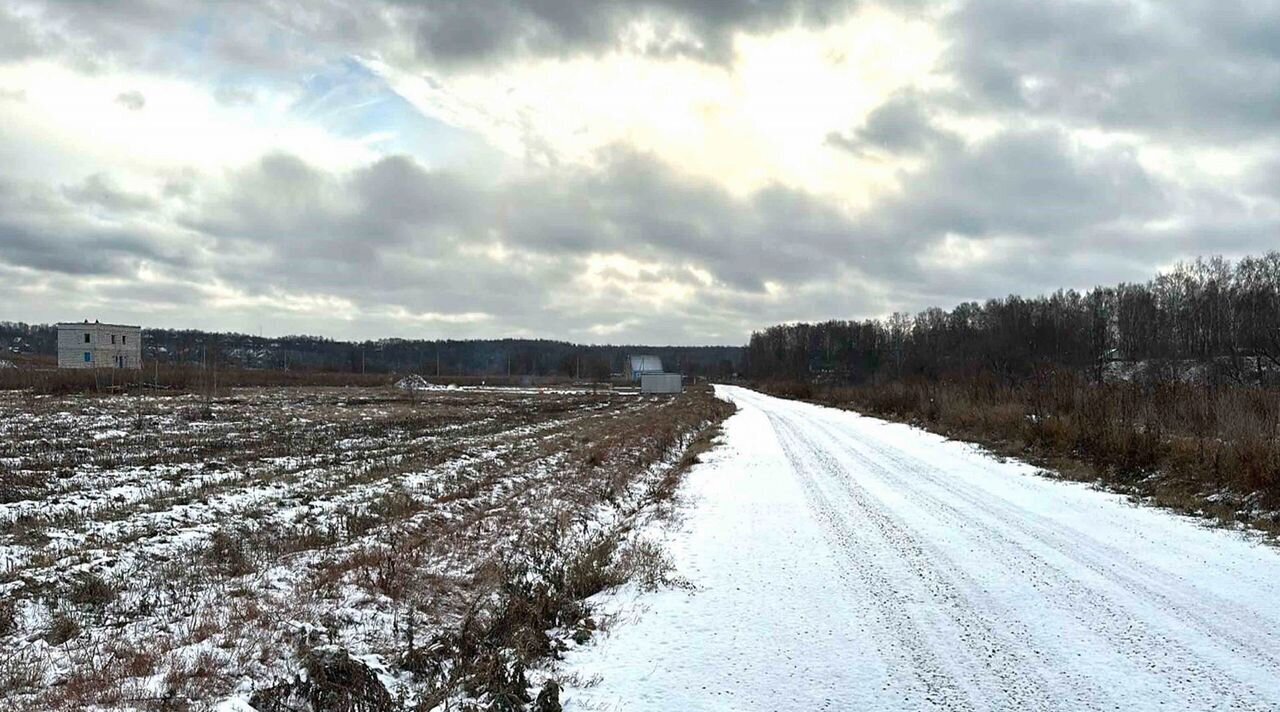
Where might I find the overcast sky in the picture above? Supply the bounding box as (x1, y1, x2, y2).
(2, 1, 1278, 344)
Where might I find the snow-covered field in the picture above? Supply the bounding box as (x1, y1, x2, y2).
(563, 385, 1280, 711)
(0, 385, 730, 709)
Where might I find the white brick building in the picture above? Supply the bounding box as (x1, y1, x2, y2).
(57, 321, 142, 369)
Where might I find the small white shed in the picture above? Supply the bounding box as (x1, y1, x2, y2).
(641, 373, 682, 394)
(627, 354, 664, 382)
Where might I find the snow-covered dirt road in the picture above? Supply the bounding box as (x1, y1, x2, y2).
(563, 385, 1280, 711)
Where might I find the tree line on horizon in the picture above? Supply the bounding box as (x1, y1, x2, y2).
(746, 252, 1280, 387)
(0, 323, 742, 379)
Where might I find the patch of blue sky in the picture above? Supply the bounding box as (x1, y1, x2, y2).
(292, 59, 492, 171)
(152, 15, 501, 173)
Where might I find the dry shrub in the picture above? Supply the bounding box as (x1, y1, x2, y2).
(45, 612, 80, 645)
(204, 529, 254, 577)
(49, 639, 165, 709)
(0, 600, 14, 637)
(1, 364, 398, 395)
(611, 539, 682, 592)
(1229, 439, 1280, 492)
(532, 680, 562, 712)
(0, 647, 46, 696)
(67, 572, 118, 607)
(326, 531, 427, 602)
(401, 532, 630, 707)
(0, 367, 141, 395)
(367, 543, 422, 600)
(251, 647, 394, 712)
(368, 489, 422, 523)
(162, 648, 231, 707)
(764, 380, 813, 400)
(0, 470, 47, 504)
(115, 644, 159, 678)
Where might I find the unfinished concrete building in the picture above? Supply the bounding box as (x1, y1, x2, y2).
(57, 321, 142, 369)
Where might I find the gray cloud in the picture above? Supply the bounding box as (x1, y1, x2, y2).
(0, 176, 191, 277)
(19, 0, 1280, 122)
(398, 0, 863, 66)
(190, 148, 856, 300)
(0, 6, 49, 61)
(6, 125, 1219, 342)
(63, 174, 157, 212)
(0, 219, 185, 277)
(827, 91, 957, 155)
(2, 129, 1277, 341)
(15, 0, 871, 72)
(945, 0, 1280, 141)
(115, 90, 145, 110)
(880, 126, 1165, 239)
(0, 144, 873, 340)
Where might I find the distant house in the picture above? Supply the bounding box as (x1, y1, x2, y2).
(57, 321, 142, 369)
(627, 354, 664, 382)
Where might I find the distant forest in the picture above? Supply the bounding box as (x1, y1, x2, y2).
(0, 323, 741, 379)
(8, 252, 1278, 385)
(747, 253, 1280, 386)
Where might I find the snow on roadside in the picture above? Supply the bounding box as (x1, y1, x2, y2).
(558, 392, 865, 710)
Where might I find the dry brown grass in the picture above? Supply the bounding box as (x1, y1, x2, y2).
(0, 362, 592, 396)
(758, 375, 1280, 535)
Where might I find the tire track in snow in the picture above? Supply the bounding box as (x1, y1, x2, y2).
(814, 414, 1280, 678)
(800, 416, 1275, 709)
(753, 393, 1280, 711)
(777, 414, 1111, 710)
(770, 411, 1067, 711)
(768, 412, 977, 711)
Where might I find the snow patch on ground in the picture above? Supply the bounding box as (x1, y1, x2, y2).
(394, 375, 455, 391)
